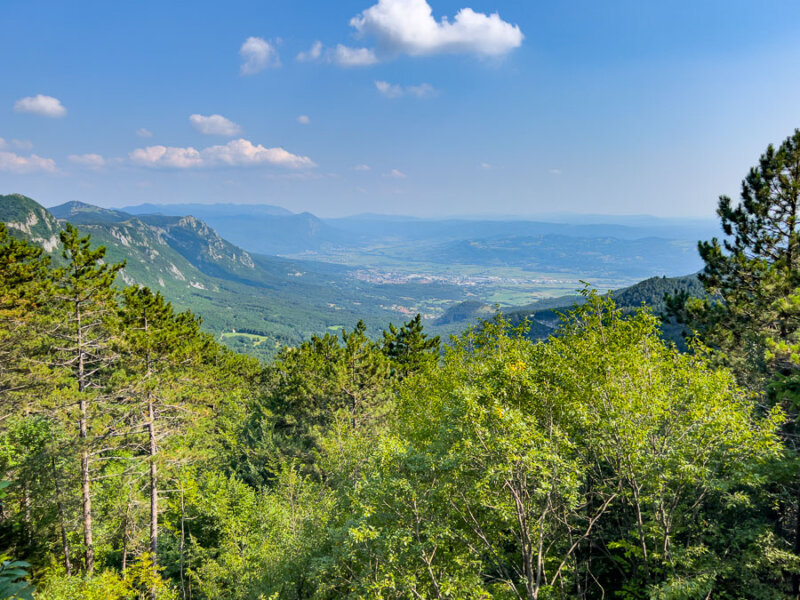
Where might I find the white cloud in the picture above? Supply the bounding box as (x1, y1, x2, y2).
(350, 0, 523, 57)
(297, 40, 323, 61)
(407, 83, 437, 97)
(375, 80, 437, 98)
(240, 37, 280, 74)
(297, 115, 311, 125)
(549, 168, 562, 176)
(0, 151, 58, 174)
(298, 41, 378, 66)
(375, 81, 403, 98)
(130, 138, 315, 169)
(387, 168, 407, 178)
(190, 114, 242, 136)
(137, 128, 153, 138)
(330, 44, 379, 66)
(68, 153, 106, 169)
(13, 94, 67, 118)
(480, 162, 492, 169)
(353, 164, 371, 171)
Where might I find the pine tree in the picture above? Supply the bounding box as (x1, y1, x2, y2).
(0, 223, 50, 405)
(117, 286, 203, 570)
(0, 225, 71, 572)
(382, 314, 440, 379)
(341, 320, 390, 430)
(678, 128, 800, 594)
(685, 129, 800, 388)
(49, 223, 123, 574)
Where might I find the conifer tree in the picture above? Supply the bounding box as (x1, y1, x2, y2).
(50, 223, 123, 574)
(117, 286, 203, 569)
(0, 225, 69, 572)
(0, 223, 50, 405)
(382, 313, 440, 379)
(341, 320, 390, 429)
(677, 128, 800, 593)
(684, 129, 800, 387)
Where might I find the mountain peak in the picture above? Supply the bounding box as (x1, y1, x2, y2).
(50, 201, 132, 225)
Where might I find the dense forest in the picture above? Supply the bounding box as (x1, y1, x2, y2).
(2, 130, 800, 599)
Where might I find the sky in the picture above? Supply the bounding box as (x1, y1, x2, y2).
(1, 0, 800, 218)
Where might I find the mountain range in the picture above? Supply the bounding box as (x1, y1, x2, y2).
(2, 194, 708, 358)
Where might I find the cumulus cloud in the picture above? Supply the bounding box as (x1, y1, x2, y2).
(240, 37, 280, 74)
(129, 138, 315, 169)
(331, 44, 379, 66)
(190, 114, 242, 136)
(0, 151, 58, 174)
(137, 128, 153, 138)
(353, 164, 371, 171)
(480, 162, 492, 169)
(350, 0, 523, 57)
(375, 80, 437, 98)
(297, 115, 311, 125)
(14, 94, 67, 118)
(386, 168, 407, 178)
(68, 153, 106, 169)
(297, 40, 323, 61)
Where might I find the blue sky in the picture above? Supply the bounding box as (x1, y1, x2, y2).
(1, 0, 800, 218)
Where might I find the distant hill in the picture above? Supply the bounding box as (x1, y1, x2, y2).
(324, 215, 719, 244)
(502, 274, 704, 347)
(123, 202, 292, 218)
(434, 300, 496, 325)
(121, 204, 714, 269)
(51, 201, 134, 225)
(123, 202, 354, 255)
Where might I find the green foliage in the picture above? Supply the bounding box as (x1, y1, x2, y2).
(328, 294, 785, 599)
(0, 557, 34, 600)
(35, 554, 177, 600)
(382, 314, 440, 379)
(239, 320, 393, 484)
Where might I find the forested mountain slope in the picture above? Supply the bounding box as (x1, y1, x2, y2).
(1, 195, 472, 358)
(1, 195, 394, 355)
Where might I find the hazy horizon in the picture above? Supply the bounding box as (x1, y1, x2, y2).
(31, 196, 720, 224)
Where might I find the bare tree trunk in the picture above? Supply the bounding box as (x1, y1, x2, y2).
(80, 420, 94, 574)
(121, 499, 131, 573)
(22, 482, 32, 546)
(51, 456, 72, 576)
(180, 486, 186, 600)
(77, 303, 94, 574)
(148, 391, 158, 563)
